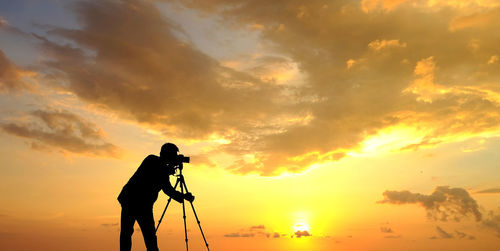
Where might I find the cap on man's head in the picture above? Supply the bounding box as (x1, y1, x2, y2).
(161, 143, 179, 154)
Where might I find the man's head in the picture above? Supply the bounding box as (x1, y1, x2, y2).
(160, 142, 179, 163)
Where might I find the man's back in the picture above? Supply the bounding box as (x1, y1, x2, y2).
(118, 155, 169, 207)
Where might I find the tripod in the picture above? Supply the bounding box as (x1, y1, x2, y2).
(155, 168, 210, 251)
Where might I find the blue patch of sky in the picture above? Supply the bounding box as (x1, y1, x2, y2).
(155, 1, 261, 60)
(0, 0, 80, 65)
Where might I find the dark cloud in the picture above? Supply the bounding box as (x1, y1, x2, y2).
(101, 223, 119, 227)
(223, 232, 253, 238)
(454, 230, 475, 240)
(249, 225, 265, 230)
(378, 186, 482, 222)
(432, 226, 475, 240)
(0, 49, 36, 93)
(384, 235, 401, 239)
(0, 109, 121, 157)
(476, 188, 500, 194)
(482, 210, 500, 238)
(294, 230, 311, 238)
(436, 226, 453, 239)
(380, 226, 393, 233)
(224, 224, 279, 238)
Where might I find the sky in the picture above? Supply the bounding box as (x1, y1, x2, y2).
(1, 0, 500, 250)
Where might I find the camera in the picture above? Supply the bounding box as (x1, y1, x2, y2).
(176, 154, 190, 164)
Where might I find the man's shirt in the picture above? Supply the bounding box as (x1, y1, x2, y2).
(118, 155, 183, 207)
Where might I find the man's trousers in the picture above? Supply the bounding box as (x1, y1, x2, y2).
(120, 205, 159, 251)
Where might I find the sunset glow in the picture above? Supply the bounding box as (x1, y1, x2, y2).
(294, 223, 310, 233)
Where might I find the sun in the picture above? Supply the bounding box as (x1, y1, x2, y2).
(294, 223, 310, 232)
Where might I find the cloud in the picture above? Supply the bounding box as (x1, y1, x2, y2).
(488, 55, 499, 64)
(431, 226, 475, 240)
(294, 230, 311, 238)
(0, 16, 7, 27)
(384, 235, 402, 238)
(0, 109, 121, 157)
(36, 0, 284, 139)
(35, 0, 307, 175)
(101, 223, 119, 227)
(361, 0, 408, 12)
(223, 224, 288, 238)
(160, 0, 500, 174)
(436, 226, 453, 239)
(381, 186, 500, 239)
(482, 210, 500, 238)
(224, 224, 275, 238)
(449, 7, 500, 31)
(378, 186, 482, 222)
(249, 225, 265, 230)
(368, 39, 407, 51)
(224, 232, 243, 238)
(223, 232, 254, 238)
(476, 188, 500, 194)
(0, 50, 37, 93)
(404, 56, 447, 103)
(0, 16, 29, 36)
(380, 226, 393, 233)
(32, 0, 500, 175)
(361, 0, 500, 13)
(455, 230, 475, 240)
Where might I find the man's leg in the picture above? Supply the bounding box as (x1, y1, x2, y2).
(136, 208, 159, 251)
(120, 206, 136, 251)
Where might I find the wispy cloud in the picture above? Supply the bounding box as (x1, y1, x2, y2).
(0, 109, 122, 157)
(0, 49, 37, 93)
(436, 226, 453, 239)
(224, 224, 284, 238)
(476, 188, 500, 194)
(249, 225, 265, 230)
(384, 235, 402, 239)
(223, 232, 254, 238)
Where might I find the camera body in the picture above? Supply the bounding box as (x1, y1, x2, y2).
(176, 154, 190, 164)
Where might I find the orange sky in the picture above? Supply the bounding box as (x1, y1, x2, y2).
(1, 0, 500, 250)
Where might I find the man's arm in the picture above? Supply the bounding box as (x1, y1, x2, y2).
(161, 176, 185, 203)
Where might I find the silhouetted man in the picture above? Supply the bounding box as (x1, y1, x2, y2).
(118, 143, 194, 251)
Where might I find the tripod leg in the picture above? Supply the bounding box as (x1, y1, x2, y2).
(181, 181, 210, 251)
(181, 178, 189, 251)
(155, 178, 181, 233)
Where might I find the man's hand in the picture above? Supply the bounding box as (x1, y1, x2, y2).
(184, 192, 195, 203)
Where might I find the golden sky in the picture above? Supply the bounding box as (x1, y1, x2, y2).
(1, 0, 500, 250)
